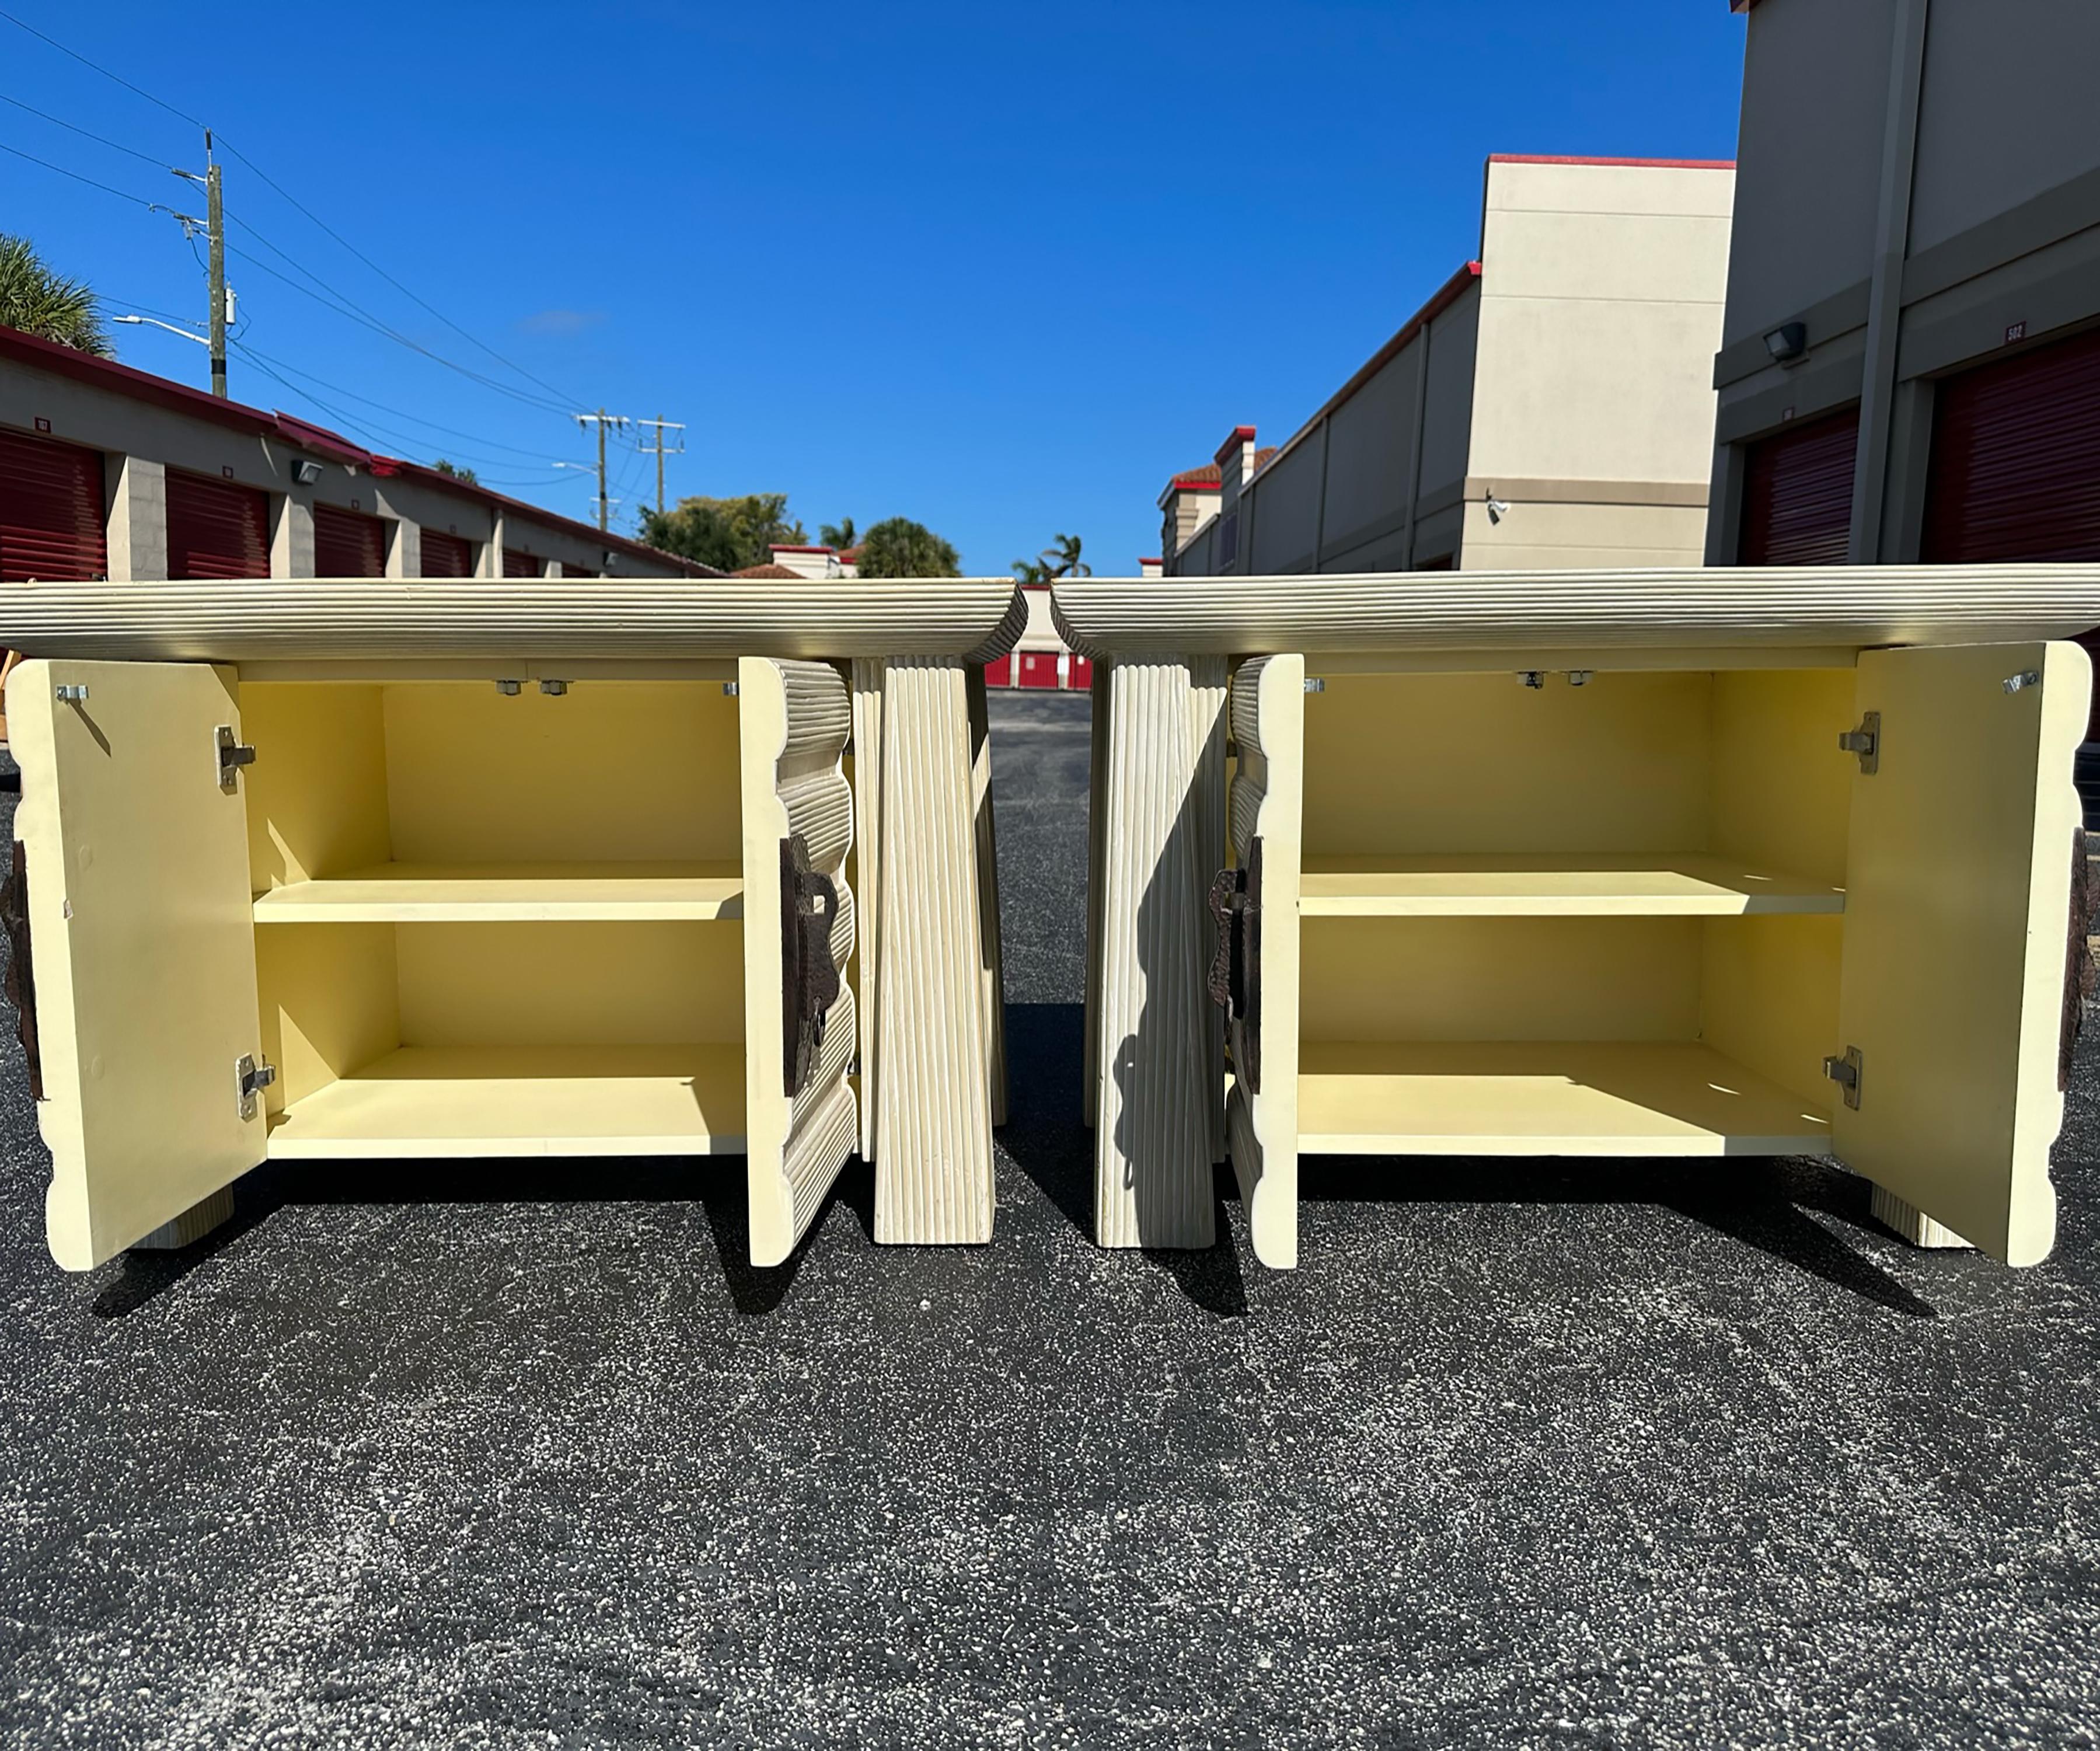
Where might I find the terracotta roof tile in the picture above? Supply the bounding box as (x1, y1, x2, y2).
(732, 563, 807, 579)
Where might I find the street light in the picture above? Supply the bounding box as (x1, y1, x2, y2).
(112, 313, 207, 346)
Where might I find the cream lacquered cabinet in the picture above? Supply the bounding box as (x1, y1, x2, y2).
(1056, 568, 2100, 1271)
(0, 578, 1025, 1271)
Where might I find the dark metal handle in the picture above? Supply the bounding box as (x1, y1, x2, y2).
(781, 836, 842, 1098)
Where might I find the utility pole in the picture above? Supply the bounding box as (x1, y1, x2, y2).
(634, 415, 686, 514)
(172, 128, 230, 396)
(574, 408, 629, 531)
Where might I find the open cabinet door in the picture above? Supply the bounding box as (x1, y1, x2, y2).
(1833, 640, 2089, 1265)
(1221, 654, 1303, 1268)
(5, 659, 266, 1269)
(739, 656, 859, 1268)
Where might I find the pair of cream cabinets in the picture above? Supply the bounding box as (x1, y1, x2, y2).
(2, 568, 2095, 1276)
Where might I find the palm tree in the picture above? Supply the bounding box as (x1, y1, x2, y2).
(1011, 557, 1053, 586)
(0, 234, 111, 356)
(1041, 532, 1090, 579)
(819, 517, 858, 552)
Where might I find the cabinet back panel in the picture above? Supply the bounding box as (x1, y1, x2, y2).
(1698, 915, 1844, 1109)
(383, 682, 743, 863)
(393, 922, 746, 1046)
(254, 922, 403, 1111)
(1300, 916, 1703, 1043)
(1301, 672, 1713, 857)
(1710, 669, 1857, 887)
(240, 684, 393, 887)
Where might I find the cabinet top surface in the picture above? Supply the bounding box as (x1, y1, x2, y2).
(0, 578, 1028, 663)
(1050, 567, 2100, 658)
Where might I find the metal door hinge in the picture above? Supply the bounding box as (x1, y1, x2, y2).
(215, 725, 257, 792)
(235, 1052, 277, 1121)
(1303, 677, 1325, 694)
(54, 683, 89, 703)
(1823, 1045, 1862, 1110)
(1837, 711, 1879, 775)
(2004, 669, 2042, 694)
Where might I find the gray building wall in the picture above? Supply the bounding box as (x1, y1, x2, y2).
(1709, 0, 2100, 566)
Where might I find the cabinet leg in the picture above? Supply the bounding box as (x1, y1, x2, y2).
(873, 657, 996, 1244)
(1091, 658, 1224, 1248)
(131, 1185, 236, 1251)
(1870, 1183, 1970, 1250)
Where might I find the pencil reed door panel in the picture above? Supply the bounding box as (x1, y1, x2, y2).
(4, 659, 265, 1269)
(1833, 641, 2091, 1265)
(1221, 653, 1303, 1268)
(738, 656, 858, 1267)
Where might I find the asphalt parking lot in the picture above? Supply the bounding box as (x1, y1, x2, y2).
(1, 688, 2097, 1749)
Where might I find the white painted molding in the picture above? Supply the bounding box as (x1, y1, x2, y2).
(1052, 567, 2100, 657)
(0, 578, 1030, 663)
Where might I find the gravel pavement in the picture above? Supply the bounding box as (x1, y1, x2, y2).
(0, 693, 2095, 1749)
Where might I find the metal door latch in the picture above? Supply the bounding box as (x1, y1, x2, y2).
(235, 1053, 277, 1121)
(1837, 711, 1880, 775)
(215, 725, 257, 792)
(780, 834, 842, 1097)
(54, 683, 89, 703)
(1207, 839, 1264, 1094)
(2004, 669, 2042, 694)
(1823, 1045, 1862, 1110)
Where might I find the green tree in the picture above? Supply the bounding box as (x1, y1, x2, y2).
(856, 517, 962, 578)
(640, 493, 807, 571)
(819, 517, 858, 551)
(1011, 557, 1052, 585)
(432, 458, 479, 486)
(0, 233, 110, 356)
(1041, 532, 1090, 579)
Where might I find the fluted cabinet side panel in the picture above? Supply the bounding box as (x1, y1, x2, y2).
(967, 666, 1009, 1129)
(850, 659, 884, 1161)
(784, 1082, 860, 1244)
(1093, 660, 1216, 1249)
(779, 661, 852, 758)
(1190, 657, 1229, 1167)
(874, 658, 996, 1244)
(780, 770, 853, 873)
(1083, 663, 1111, 1130)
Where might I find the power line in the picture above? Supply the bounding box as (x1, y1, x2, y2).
(0, 90, 174, 169)
(0, 137, 165, 208)
(0, 6, 203, 129)
(0, 8, 588, 416)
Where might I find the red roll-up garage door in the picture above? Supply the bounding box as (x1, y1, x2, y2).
(313, 503, 388, 577)
(1923, 325, 2100, 735)
(1921, 325, 2100, 564)
(983, 655, 1012, 688)
(420, 529, 475, 577)
(1017, 651, 1059, 689)
(1738, 406, 1860, 565)
(502, 547, 543, 578)
(0, 427, 106, 582)
(165, 470, 269, 579)
(1068, 655, 1094, 691)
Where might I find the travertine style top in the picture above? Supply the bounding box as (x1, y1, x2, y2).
(1052, 568, 2100, 657)
(0, 578, 1030, 663)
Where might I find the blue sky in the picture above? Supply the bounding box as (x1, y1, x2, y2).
(2, 1, 1746, 574)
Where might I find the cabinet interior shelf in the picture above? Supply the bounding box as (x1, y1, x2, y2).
(264, 1043, 746, 1158)
(1296, 1040, 1835, 1157)
(253, 861, 744, 923)
(1299, 854, 1846, 918)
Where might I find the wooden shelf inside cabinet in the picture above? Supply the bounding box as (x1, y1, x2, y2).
(1297, 1041, 1835, 1157)
(264, 1044, 746, 1158)
(1299, 854, 1846, 918)
(252, 861, 745, 923)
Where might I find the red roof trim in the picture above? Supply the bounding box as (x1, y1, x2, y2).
(1487, 154, 1736, 169)
(0, 322, 718, 576)
(1138, 557, 1161, 566)
(1246, 260, 1483, 490)
(770, 544, 835, 554)
(1212, 424, 1257, 465)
